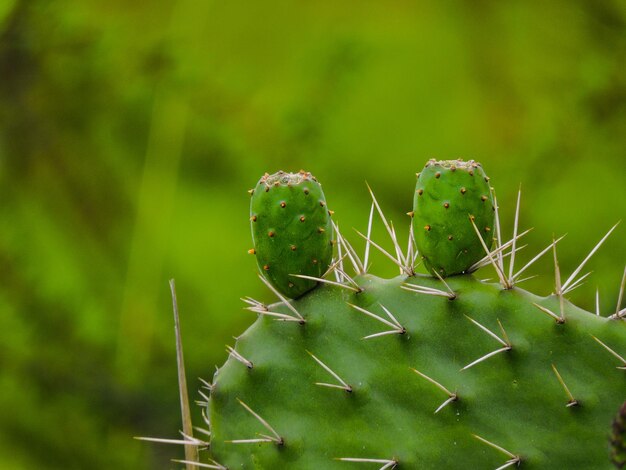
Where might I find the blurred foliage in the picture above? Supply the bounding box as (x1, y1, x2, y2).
(0, 0, 624, 468)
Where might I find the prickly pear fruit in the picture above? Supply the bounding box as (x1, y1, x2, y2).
(612, 402, 626, 469)
(250, 170, 333, 298)
(413, 159, 495, 277)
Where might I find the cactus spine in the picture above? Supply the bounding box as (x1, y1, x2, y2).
(151, 161, 626, 469)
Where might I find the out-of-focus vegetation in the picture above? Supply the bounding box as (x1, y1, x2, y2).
(0, 0, 624, 468)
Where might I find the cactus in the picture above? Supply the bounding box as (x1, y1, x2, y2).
(249, 170, 333, 299)
(153, 160, 626, 469)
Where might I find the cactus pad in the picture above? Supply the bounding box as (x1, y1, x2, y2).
(250, 171, 333, 298)
(413, 159, 495, 277)
(209, 274, 626, 469)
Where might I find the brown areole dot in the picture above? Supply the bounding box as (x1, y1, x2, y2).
(481, 195, 488, 202)
(280, 201, 286, 208)
(248, 248, 256, 255)
(268, 231, 275, 237)
(425, 225, 431, 231)
(303, 188, 309, 195)
(444, 202, 450, 209)
(300, 216, 306, 222)
(263, 264, 270, 271)
(290, 245, 297, 251)
(435, 172, 441, 179)
(251, 215, 257, 222)
(417, 189, 424, 195)
(460, 187, 467, 194)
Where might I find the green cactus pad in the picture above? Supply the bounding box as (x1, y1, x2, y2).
(413, 159, 495, 277)
(209, 275, 626, 469)
(250, 170, 333, 298)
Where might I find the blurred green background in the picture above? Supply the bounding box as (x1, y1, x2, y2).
(0, 0, 625, 468)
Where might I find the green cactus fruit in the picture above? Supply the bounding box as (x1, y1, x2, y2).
(612, 402, 626, 469)
(249, 170, 333, 299)
(413, 159, 495, 277)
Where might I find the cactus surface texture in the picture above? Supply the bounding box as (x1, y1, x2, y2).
(187, 161, 626, 469)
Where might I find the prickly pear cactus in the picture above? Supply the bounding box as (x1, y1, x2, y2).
(189, 161, 626, 469)
(249, 170, 333, 298)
